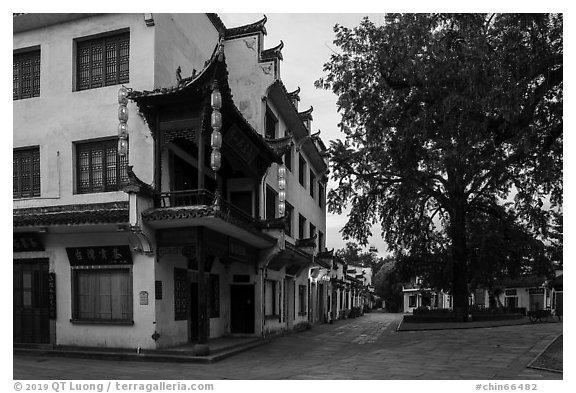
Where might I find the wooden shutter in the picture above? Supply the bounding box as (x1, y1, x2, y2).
(13, 147, 40, 198)
(174, 268, 188, 320)
(13, 50, 40, 100)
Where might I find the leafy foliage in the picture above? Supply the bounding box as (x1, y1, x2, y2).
(316, 14, 563, 308)
(334, 242, 384, 272)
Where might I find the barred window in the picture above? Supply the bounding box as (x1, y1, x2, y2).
(298, 284, 307, 315)
(298, 154, 306, 186)
(265, 107, 277, 140)
(309, 169, 316, 199)
(14, 147, 40, 199)
(285, 202, 294, 237)
(76, 32, 129, 91)
(14, 49, 41, 100)
(265, 186, 277, 220)
(76, 139, 128, 194)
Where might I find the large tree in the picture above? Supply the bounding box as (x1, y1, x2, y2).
(316, 14, 563, 315)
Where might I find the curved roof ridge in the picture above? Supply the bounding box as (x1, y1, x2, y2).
(225, 15, 267, 39)
(298, 106, 314, 120)
(287, 86, 301, 101)
(128, 41, 221, 99)
(261, 40, 284, 61)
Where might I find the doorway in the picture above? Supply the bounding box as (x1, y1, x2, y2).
(230, 284, 255, 334)
(318, 283, 325, 323)
(189, 282, 199, 342)
(14, 259, 50, 344)
(285, 278, 295, 329)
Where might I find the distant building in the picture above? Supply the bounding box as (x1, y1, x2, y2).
(402, 277, 452, 313)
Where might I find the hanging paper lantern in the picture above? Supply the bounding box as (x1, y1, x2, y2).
(118, 138, 128, 157)
(118, 85, 129, 105)
(211, 131, 222, 149)
(210, 150, 221, 171)
(211, 88, 222, 110)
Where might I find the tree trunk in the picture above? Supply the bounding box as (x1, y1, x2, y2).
(450, 199, 469, 321)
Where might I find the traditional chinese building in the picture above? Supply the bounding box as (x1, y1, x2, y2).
(13, 13, 329, 351)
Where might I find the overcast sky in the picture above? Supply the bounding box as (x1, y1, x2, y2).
(220, 13, 390, 256)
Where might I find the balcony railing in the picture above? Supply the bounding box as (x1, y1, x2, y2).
(155, 189, 261, 229)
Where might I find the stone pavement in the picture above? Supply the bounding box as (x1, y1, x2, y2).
(13, 312, 562, 380)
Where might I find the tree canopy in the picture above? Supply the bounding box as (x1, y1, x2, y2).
(335, 242, 384, 272)
(316, 13, 563, 313)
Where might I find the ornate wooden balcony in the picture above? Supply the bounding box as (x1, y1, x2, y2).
(153, 189, 260, 229)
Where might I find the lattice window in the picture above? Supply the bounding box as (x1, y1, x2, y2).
(174, 268, 188, 321)
(309, 169, 316, 198)
(76, 139, 128, 194)
(77, 32, 129, 91)
(298, 154, 306, 186)
(285, 202, 294, 237)
(13, 50, 41, 100)
(14, 147, 41, 199)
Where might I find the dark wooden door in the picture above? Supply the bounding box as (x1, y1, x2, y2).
(14, 259, 50, 344)
(555, 292, 563, 317)
(230, 284, 254, 334)
(318, 283, 325, 323)
(229, 191, 253, 216)
(189, 282, 198, 342)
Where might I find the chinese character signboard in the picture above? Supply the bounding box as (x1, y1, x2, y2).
(226, 125, 258, 165)
(14, 233, 44, 252)
(48, 272, 56, 319)
(66, 245, 133, 265)
(229, 239, 248, 262)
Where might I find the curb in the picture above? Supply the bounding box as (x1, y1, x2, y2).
(526, 334, 563, 374)
(14, 339, 271, 364)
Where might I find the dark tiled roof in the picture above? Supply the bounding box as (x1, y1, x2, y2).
(224, 15, 267, 39)
(550, 274, 563, 290)
(142, 206, 214, 222)
(142, 205, 275, 242)
(261, 216, 290, 230)
(13, 202, 129, 227)
(205, 13, 227, 35)
(287, 87, 300, 102)
(299, 106, 313, 121)
(261, 40, 284, 61)
(128, 44, 220, 101)
(266, 135, 293, 156)
(295, 234, 317, 248)
(316, 249, 334, 259)
(123, 166, 154, 198)
(500, 274, 548, 288)
(315, 257, 331, 270)
(311, 130, 328, 152)
(128, 47, 282, 166)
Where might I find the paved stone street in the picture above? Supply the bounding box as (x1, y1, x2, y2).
(13, 312, 562, 380)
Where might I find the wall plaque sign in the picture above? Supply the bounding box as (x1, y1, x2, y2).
(157, 228, 197, 246)
(139, 291, 149, 305)
(48, 272, 56, 319)
(229, 239, 248, 262)
(226, 125, 258, 165)
(14, 233, 44, 252)
(66, 245, 133, 266)
(155, 280, 163, 300)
